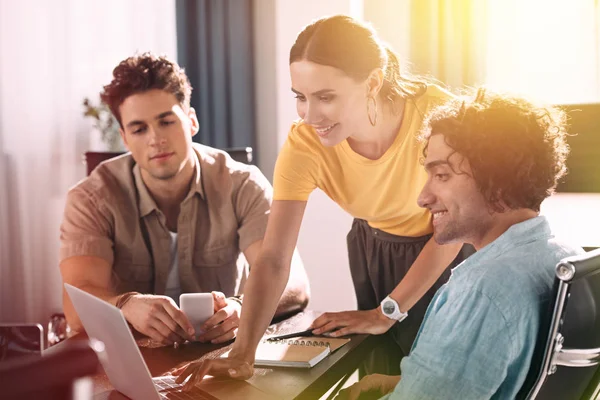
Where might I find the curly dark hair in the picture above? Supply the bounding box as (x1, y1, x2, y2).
(420, 88, 570, 212)
(100, 52, 192, 127)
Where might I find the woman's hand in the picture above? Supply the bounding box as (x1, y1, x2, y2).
(310, 307, 396, 337)
(170, 356, 254, 392)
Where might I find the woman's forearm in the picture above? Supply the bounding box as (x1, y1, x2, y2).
(231, 253, 291, 362)
(389, 239, 463, 312)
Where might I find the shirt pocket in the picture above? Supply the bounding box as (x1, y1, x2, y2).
(192, 246, 240, 296)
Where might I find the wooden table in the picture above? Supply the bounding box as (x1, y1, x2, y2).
(88, 310, 376, 400)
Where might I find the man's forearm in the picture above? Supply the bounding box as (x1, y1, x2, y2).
(275, 283, 309, 316)
(274, 249, 310, 316)
(63, 283, 120, 332)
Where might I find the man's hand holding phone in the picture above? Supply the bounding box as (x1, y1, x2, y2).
(120, 294, 195, 345)
(179, 291, 241, 344)
(196, 291, 241, 344)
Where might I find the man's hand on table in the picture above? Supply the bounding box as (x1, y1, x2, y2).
(196, 291, 241, 344)
(171, 355, 254, 392)
(310, 308, 396, 337)
(121, 294, 194, 345)
(335, 374, 400, 400)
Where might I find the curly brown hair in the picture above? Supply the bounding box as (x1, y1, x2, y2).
(100, 52, 192, 127)
(420, 88, 570, 212)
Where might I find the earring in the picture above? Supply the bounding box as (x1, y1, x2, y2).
(367, 97, 377, 127)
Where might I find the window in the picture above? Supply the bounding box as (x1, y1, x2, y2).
(485, 0, 600, 104)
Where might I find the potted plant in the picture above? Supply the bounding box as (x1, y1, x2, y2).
(82, 97, 124, 152)
(82, 97, 125, 175)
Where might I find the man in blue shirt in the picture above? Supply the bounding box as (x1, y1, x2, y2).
(338, 89, 583, 400)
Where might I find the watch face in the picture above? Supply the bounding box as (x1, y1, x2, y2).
(382, 300, 396, 315)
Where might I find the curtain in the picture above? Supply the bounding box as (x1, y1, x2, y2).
(0, 0, 177, 324)
(0, 152, 21, 320)
(409, 0, 488, 89)
(176, 0, 257, 155)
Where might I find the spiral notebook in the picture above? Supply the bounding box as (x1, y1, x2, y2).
(222, 337, 351, 368)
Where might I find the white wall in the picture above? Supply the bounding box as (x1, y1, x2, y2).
(254, 0, 366, 312)
(0, 0, 177, 323)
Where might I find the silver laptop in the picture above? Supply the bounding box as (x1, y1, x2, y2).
(64, 283, 217, 400)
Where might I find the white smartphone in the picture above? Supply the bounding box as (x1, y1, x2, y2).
(179, 293, 214, 340)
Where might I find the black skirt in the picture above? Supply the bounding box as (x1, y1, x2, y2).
(347, 218, 474, 373)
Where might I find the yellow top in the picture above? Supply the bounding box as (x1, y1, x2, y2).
(273, 85, 453, 236)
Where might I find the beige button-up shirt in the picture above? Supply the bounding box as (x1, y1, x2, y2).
(59, 143, 271, 297)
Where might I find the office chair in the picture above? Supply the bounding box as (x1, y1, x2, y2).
(0, 339, 101, 400)
(84, 146, 253, 175)
(521, 248, 600, 400)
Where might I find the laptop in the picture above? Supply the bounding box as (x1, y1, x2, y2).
(65, 283, 262, 400)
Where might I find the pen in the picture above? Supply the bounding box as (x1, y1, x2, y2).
(266, 329, 315, 341)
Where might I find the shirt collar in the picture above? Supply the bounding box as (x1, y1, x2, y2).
(451, 215, 551, 278)
(134, 147, 204, 218)
(188, 145, 205, 199)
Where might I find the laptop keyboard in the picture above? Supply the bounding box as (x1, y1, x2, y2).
(153, 376, 218, 400)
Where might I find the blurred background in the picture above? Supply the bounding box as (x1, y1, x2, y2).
(0, 0, 598, 326)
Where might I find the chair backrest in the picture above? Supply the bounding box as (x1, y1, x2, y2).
(84, 147, 253, 176)
(522, 248, 600, 400)
(0, 339, 100, 400)
(84, 151, 124, 176)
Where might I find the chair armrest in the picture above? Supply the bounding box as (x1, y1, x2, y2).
(556, 248, 600, 282)
(550, 333, 600, 372)
(0, 339, 100, 398)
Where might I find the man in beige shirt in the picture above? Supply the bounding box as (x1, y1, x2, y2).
(60, 52, 310, 345)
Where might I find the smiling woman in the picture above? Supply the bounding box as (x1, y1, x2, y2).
(174, 14, 475, 384)
(270, 14, 477, 372)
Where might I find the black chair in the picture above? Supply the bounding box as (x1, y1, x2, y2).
(83, 146, 253, 176)
(0, 339, 100, 400)
(521, 248, 600, 399)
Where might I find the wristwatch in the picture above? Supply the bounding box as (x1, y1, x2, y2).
(380, 296, 408, 322)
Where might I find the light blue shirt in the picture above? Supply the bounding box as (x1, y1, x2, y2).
(381, 216, 583, 400)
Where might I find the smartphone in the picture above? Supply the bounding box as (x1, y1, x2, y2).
(0, 323, 44, 363)
(179, 293, 214, 340)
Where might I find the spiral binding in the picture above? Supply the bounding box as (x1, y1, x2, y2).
(262, 338, 331, 348)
